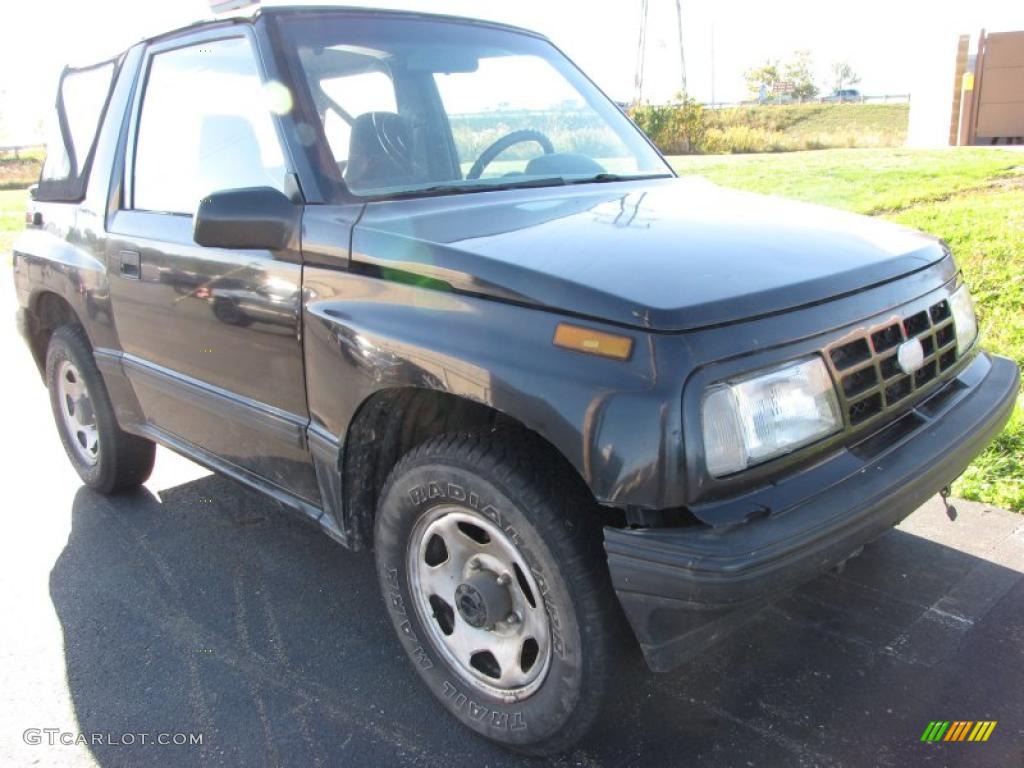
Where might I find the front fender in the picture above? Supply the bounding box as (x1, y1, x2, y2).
(302, 268, 688, 508)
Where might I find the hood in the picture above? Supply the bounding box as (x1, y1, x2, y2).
(351, 177, 948, 331)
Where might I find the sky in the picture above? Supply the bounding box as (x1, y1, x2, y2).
(0, 0, 1021, 143)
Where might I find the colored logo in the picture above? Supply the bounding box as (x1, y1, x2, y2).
(921, 721, 997, 742)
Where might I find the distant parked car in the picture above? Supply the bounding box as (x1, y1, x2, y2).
(823, 88, 864, 103)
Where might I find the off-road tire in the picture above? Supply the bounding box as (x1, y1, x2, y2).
(374, 430, 617, 755)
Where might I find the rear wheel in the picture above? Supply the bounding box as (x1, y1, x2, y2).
(374, 431, 616, 755)
(46, 325, 156, 493)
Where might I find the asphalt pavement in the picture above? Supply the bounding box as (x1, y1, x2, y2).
(1, 278, 1022, 768)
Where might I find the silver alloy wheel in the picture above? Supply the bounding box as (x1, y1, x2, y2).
(56, 359, 99, 466)
(408, 504, 552, 701)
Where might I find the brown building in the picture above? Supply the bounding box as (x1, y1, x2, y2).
(956, 30, 1024, 145)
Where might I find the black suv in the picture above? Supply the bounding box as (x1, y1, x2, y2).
(12, 7, 1018, 755)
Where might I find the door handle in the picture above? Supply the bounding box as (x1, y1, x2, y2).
(119, 250, 141, 279)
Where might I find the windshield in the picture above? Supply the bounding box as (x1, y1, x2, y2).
(275, 14, 672, 198)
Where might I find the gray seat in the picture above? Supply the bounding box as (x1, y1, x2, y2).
(344, 111, 423, 191)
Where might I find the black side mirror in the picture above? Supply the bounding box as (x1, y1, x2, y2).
(193, 186, 299, 250)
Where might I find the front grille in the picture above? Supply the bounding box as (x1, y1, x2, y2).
(827, 298, 959, 429)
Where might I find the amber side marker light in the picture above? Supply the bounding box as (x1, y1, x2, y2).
(553, 323, 633, 360)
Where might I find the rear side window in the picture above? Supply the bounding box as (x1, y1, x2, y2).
(132, 37, 287, 215)
(37, 60, 117, 201)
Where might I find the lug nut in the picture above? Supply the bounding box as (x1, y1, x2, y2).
(496, 573, 511, 586)
(506, 612, 521, 625)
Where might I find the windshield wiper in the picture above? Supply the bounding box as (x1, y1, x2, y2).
(372, 173, 671, 200)
(379, 176, 567, 200)
(568, 173, 674, 185)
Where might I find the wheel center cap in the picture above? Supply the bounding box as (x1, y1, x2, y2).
(455, 574, 512, 629)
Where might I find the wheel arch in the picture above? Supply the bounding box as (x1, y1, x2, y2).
(25, 290, 86, 376)
(338, 386, 601, 550)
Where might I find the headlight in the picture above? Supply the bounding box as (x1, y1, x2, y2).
(948, 283, 978, 355)
(702, 357, 842, 477)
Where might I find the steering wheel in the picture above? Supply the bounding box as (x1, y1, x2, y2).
(466, 130, 555, 180)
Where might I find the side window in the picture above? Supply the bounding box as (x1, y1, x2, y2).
(39, 115, 72, 183)
(38, 61, 116, 199)
(62, 64, 116, 171)
(132, 37, 287, 215)
(319, 70, 397, 163)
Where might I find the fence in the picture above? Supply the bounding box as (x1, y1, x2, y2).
(861, 94, 911, 104)
(702, 94, 911, 109)
(0, 144, 44, 160)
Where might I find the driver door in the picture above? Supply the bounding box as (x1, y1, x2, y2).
(106, 30, 318, 502)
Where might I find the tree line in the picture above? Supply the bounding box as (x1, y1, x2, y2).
(744, 52, 861, 101)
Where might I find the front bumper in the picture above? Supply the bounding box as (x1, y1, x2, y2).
(605, 353, 1019, 672)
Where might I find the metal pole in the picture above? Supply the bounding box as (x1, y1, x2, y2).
(710, 22, 716, 108)
(675, 0, 687, 96)
(634, 0, 649, 104)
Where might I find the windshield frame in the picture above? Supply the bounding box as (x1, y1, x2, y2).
(265, 9, 674, 204)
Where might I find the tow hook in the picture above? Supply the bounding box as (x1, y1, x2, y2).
(939, 485, 958, 521)
(832, 545, 864, 575)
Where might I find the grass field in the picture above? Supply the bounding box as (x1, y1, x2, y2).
(0, 151, 41, 191)
(634, 102, 910, 155)
(673, 148, 1024, 511)
(703, 103, 908, 153)
(772, 103, 908, 136)
(0, 189, 27, 258)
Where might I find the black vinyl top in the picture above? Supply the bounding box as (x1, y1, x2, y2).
(134, 5, 546, 54)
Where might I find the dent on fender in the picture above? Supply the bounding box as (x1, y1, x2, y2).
(301, 266, 679, 508)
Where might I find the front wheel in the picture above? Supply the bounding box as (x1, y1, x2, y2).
(374, 431, 616, 755)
